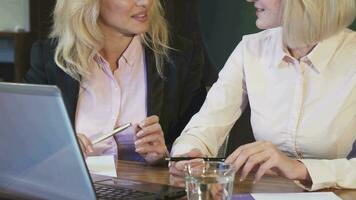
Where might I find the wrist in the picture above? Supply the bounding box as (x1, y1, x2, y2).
(295, 160, 311, 181)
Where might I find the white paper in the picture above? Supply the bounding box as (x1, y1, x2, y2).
(251, 192, 341, 200)
(86, 155, 117, 178)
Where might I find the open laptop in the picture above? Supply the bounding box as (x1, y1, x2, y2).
(0, 82, 185, 200)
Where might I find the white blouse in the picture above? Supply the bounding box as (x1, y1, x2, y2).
(172, 27, 356, 163)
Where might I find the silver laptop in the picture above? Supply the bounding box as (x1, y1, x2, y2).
(0, 82, 185, 200)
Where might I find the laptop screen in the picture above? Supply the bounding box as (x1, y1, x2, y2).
(0, 83, 96, 200)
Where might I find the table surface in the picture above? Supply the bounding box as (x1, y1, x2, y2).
(115, 160, 356, 200)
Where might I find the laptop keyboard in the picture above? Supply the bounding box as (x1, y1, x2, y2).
(94, 183, 155, 200)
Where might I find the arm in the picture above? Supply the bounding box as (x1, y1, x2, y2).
(297, 141, 356, 191)
(223, 140, 356, 191)
(165, 39, 207, 151)
(171, 39, 249, 157)
(23, 41, 49, 84)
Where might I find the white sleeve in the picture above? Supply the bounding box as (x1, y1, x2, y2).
(171, 39, 248, 157)
(295, 158, 356, 191)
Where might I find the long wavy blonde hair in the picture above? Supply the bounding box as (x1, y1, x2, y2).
(51, 0, 170, 80)
(282, 0, 356, 49)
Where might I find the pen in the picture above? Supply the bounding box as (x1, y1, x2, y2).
(92, 123, 131, 145)
(165, 157, 226, 162)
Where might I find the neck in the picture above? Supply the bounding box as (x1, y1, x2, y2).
(99, 23, 134, 71)
(288, 45, 316, 60)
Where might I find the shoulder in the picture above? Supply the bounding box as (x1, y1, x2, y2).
(166, 34, 205, 73)
(242, 27, 282, 42)
(338, 29, 356, 56)
(227, 27, 283, 61)
(167, 34, 197, 61)
(31, 38, 57, 62)
(240, 27, 282, 49)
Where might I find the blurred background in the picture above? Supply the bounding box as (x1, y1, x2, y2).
(0, 0, 355, 154)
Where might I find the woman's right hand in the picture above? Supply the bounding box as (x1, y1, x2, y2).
(77, 133, 94, 158)
(168, 149, 205, 187)
(169, 149, 205, 177)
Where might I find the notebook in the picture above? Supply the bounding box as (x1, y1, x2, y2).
(0, 82, 185, 200)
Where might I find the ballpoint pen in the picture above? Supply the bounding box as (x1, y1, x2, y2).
(92, 123, 131, 145)
(165, 157, 226, 162)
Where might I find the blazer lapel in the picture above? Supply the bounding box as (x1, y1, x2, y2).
(57, 69, 79, 127)
(145, 46, 164, 117)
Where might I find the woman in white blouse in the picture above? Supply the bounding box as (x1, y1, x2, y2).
(170, 0, 356, 190)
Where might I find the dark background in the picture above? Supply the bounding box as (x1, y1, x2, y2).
(1, 0, 355, 155)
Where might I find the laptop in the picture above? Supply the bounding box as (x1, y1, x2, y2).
(0, 82, 186, 200)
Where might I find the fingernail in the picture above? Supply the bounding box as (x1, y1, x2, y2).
(137, 130, 143, 137)
(135, 148, 141, 153)
(139, 122, 145, 128)
(134, 140, 141, 146)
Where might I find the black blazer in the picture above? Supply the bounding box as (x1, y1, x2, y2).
(348, 141, 356, 159)
(24, 36, 207, 150)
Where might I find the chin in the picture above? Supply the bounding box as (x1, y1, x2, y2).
(256, 22, 269, 30)
(132, 26, 149, 35)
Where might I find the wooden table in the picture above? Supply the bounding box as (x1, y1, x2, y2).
(115, 160, 356, 200)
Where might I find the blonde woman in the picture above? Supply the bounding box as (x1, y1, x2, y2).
(170, 0, 356, 190)
(24, 0, 206, 164)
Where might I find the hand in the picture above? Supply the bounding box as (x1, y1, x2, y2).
(134, 115, 169, 164)
(169, 149, 205, 187)
(77, 133, 94, 158)
(225, 141, 311, 183)
(169, 149, 205, 177)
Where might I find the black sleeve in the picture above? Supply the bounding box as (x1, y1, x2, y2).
(347, 140, 356, 159)
(23, 41, 49, 84)
(165, 41, 207, 150)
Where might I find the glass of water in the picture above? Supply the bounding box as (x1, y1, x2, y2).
(185, 161, 236, 200)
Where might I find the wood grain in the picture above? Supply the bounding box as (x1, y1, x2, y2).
(116, 160, 356, 200)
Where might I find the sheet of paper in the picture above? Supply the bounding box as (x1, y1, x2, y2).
(86, 155, 117, 178)
(233, 192, 341, 200)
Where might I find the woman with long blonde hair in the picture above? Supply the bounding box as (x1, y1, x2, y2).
(25, 0, 206, 164)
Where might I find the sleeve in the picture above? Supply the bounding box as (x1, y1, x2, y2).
(171, 39, 248, 157)
(23, 41, 49, 84)
(296, 158, 356, 191)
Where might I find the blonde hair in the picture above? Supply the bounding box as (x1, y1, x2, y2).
(51, 0, 170, 80)
(282, 0, 356, 48)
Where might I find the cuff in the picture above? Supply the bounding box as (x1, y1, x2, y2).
(295, 159, 337, 191)
(170, 135, 211, 156)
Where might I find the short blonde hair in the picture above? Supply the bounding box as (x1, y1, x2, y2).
(51, 0, 169, 80)
(282, 0, 356, 48)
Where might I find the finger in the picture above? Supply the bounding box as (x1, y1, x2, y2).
(229, 142, 266, 172)
(135, 133, 163, 147)
(136, 123, 162, 138)
(185, 149, 205, 157)
(78, 138, 86, 153)
(170, 175, 185, 187)
(169, 159, 203, 177)
(240, 150, 271, 181)
(136, 143, 167, 155)
(225, 141, 264, 164)
(79, 135, 94, 153)
(139, 115, 159, 128)
(169, 163, 185, 177)
(254, 159, 276, 183)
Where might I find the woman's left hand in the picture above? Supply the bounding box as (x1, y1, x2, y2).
(134, 115, 169, 164)
(225, 141, 310, 183)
